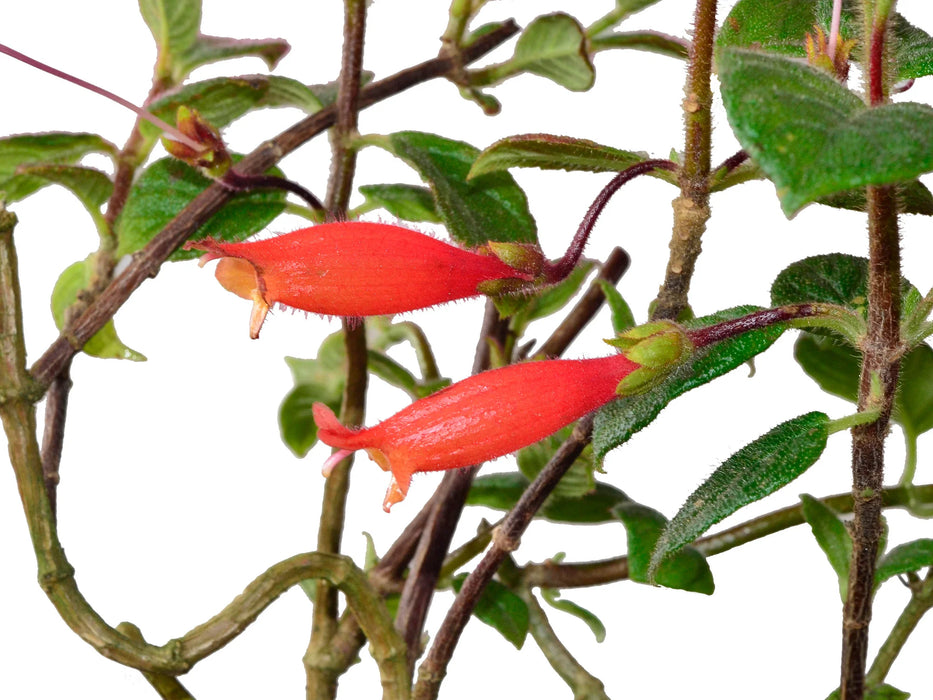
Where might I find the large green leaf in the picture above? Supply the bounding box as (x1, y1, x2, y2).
(614, 502, 714, 595)
(818, 181, 933, 216)
(650, 412, 829, 575)
(375, 131, 537, 247)
(875, 539, 933, 587)
(51, 259, 145, 361)
(718, 0, 933, 81)
(473, 14, 595, 91)
(140, 75, 321, 143)
(594, 306, 786, 460)
(115, 157, 286, 260)
(466, 472, 633, 524)
(468, 134, 661, 179)
(451, 575, 529, 649)
(718, 48, 933, 215)
(801, 494, 852, 600)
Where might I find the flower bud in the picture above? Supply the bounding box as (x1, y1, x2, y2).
(605, 320, 692, 396)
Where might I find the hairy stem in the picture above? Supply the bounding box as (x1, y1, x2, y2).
(651, 0, 717, 320)
(306, 2, 371, 698)
(412, 415, 594, 700)
(841, 9, 902, 696)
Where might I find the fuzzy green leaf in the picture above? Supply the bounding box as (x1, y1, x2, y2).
(175, 36, 290, 79)
(594, 306, 786, 459)
(140, 0, 201, 78)
(1, 164, 112, 223)
(51, 260, 145, 362)
(896, 343, 933, 438)
(614, 502, 715, 594)
(358, 183, 441, 223)
(0, 133, 116, 202)
(818, 181, 933, 216)
(540, 588, 607, 643)
(517, 426, 596, 501)
(379, 131, 537, 247)
(115, 157, 285, 260)
(771, 254, 919, 321)
(477, 14, 595, 91)
(500, 260, 594, 328)
(469, 134, 657, 178)
(801, 494, 853, 600)
(451, 575, 529, 649)
(719, 48, 933, 215)
(141, 75, 321, 143)
(466, 472, 633, 524)
(718, 0, 933, 81)
(876, 539, 933, 587)
(651, 413, 829, 575)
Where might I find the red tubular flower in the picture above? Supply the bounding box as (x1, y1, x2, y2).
(185, 222, 536, 338)
(313, 352, 641, 512)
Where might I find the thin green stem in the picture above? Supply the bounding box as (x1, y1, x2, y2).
(865, 568, 933, 688)
(589, 31, 690, 60)
(521, 484, 933, 590)
(651, 0, 717, 321)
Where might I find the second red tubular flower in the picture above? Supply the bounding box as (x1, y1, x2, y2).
(313, 352, 641, 511)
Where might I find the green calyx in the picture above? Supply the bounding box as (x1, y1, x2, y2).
(606, 320, 693, 397)
(485, 241, 546, 277)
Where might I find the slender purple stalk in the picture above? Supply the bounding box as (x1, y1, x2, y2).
(544, 159, 677, 283)
(0, 42, 200, 150)
(828, 0, 843, 60)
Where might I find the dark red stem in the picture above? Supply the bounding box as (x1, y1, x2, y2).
(686, 304, 821, 348)
(220, 171, 325, 213)
(544, 159, 677, 283)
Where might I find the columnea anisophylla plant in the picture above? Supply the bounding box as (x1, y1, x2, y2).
(3, 2, 933, 700)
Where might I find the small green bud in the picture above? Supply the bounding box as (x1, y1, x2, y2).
(606, 320, 692, 397)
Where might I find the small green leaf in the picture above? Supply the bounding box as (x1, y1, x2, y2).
(896, 343, 933, 438)
(1, 165, 112, 224)
(614, 502, 715, 594)
(51, 260, 145, 361)
(540, 588, 607, 643)
(0, 133, 116, 202)
(357, 184, 441, 223)
(115, 157, 286, 259)
(141, 76, 322, 143)
(451, 575, 529, 649)
(650, 412, 829, 575)
(719, 48, 933, 215)
(175, 36, 290, 79)
(140, 0, 201, 80)
(801, 494, 853, 600)
(771, 254, 919, 321)
(594, 306, 786, 460)
(876, 539, 933, 587)
(818, 181, 933, 216)
(517, 425, 596, 501)
(477, 14, 595, 91)
(597, 279, 636, 333)
(469, 134, 659, 179)
(377, 131, 537, 247)
(466, 472, 633, 523)
(826, 683, 911, 700)
(279, 383, 337, 458)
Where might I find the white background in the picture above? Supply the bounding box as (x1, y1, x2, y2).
(2, 1, 933, 698)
